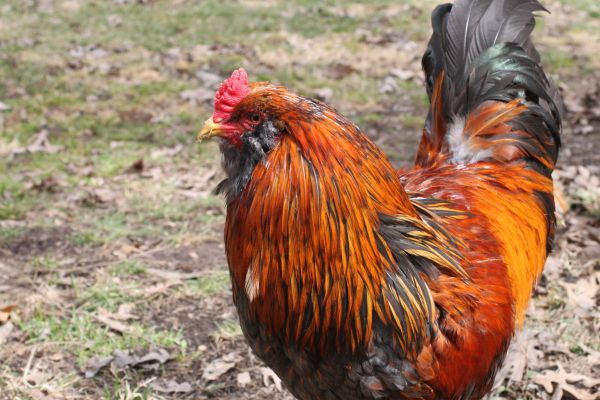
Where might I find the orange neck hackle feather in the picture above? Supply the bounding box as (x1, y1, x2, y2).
(224, 85, 466, 355)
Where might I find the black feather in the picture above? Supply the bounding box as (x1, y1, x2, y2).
(216, 120, 281, 202)
(419, 0, 561, 175)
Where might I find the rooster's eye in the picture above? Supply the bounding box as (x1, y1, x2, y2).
(250, 113, 261, 123)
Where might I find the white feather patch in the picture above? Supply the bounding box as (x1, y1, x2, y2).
(245, 261, 260, 302)
(446, 117, 493, 164)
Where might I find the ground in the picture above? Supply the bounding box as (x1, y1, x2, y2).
(0, 0, 599, 399)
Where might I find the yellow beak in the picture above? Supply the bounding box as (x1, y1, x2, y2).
(197, 117, 223, 142)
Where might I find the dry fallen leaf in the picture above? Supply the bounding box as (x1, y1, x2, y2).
(146, 268, 205, 282)
(0, 304, 16, 323)
(16, 130, 64, 155)
(91, 188, 118, 204)
(84, 346, 172, 378)
(25, 371, 53, 386)
(202, 353, 240, 381)
(133, 347, 171, 369)
(143, 282, 172, 296)
(202, 360, 237, 381)
(150, 379, 193, 394)
(260, 367, 283, 391)
(84, 356, 113, 378)
(95, 311, 131, 334)
(143, 268, 208, 296)
(113, 243, 140, 259)
(114, 304, 137, 320)
(112, 350, 136, 369)
(237, 371, 252, 388)
(48, 352, 64, 362)
(0, 321, 14, 345)
(561, 271, 600, 309)
(20, 388, 48, 400)
(97, 304, 137, 322)
(533, 364, 600, 400)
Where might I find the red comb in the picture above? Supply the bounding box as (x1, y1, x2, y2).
(213, 68, 251, 122)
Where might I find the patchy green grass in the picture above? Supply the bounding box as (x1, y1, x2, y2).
(20, 311, 186, 365)
(213, 319, 243, 341)
(0, 226, 27, 242)
(19, 280, 187, 366)
(543, 48, 577, 72)
(181, 272, 230, 298)
(110, 261, 148, 277)
(559, 0, 600, 18)
(0, 177, 35, 220)
(102, 381, 153, 400)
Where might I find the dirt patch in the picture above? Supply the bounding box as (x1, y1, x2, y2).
(0, 226, 73, 258)
(147, 239, 228, 273)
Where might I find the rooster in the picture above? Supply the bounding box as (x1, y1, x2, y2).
(197, 0, 561, 398)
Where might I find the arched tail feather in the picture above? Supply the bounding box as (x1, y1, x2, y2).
(417, 0, 561, 176)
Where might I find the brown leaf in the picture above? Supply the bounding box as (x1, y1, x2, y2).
(0, 304, 16, 324)
(146, 268, 206, 282)
(237, 372, 252, 388)
(113, 347, 171, 370)
(25, 371, 52, 386)
(98, 304, 137, 321)
(20, 130, 63, 154)
(20, 389, 48, 400)
(112, 350, 137, 369)
(134, 347, 171, 368)
(84, 347, 172, 378)
(561, 271, 600, 309)
(30, 175, 64, 193)
(113, 243, 140, 259)
(95, 312, 130, 334)
(48, 352, 64, 362)
(0, 321, 14, 345)
(143, 269, 213, 297)
(533, 364, 600, 400)
(119, 109, 153, 123)
(143, 282, 172, 296)
(202, 353, 240, 381)
(150, 379, 193, 394)
(92, 188, 117, 204)
(114, 304, 137, 320)
(323, 62, 357, 79)
(84, 356, 113, 378)
(260, 367, 283, 391)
